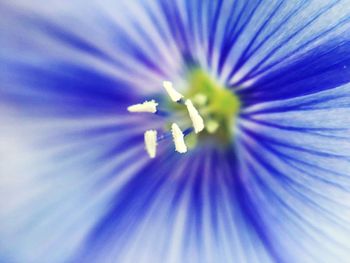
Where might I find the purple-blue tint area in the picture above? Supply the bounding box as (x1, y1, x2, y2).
(70, 150, 192, 261)
(1, 61, 136, 117)
(227, 0, 341, 83)
(225, 147, 283, 263)
(217, 0, 262, 75)
(240, 126, 349, 188)
(72, 141, 284, 263)
(238, 38, 350, 107)
(70, 148, 252, 263)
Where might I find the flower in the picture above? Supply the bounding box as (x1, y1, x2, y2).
(1, 0, 350, 262)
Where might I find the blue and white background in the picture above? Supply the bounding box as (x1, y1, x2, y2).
(1, 0, 350, 262)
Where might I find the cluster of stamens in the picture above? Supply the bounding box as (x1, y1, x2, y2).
(127, 81, 206, 158)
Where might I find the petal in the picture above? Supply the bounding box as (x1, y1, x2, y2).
(239, 38, 350, 104)
(238, 83, 350, 261)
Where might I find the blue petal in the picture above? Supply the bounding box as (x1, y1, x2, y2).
(239, 38, 350, 104)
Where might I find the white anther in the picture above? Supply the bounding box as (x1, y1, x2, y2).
(128, 100, 158, 113)
(144, 130, 157, 158)
(163, 81, 184, 102)
(185, 99, 205, 133)
(171, 123, 187, 153)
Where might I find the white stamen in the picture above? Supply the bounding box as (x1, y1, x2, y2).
(163, 81, 184, 102)
(185, 99, 205, 133)
(144, 130, 157, 158)
(171, 123, 187, 153)
(128, 100, 158, 113)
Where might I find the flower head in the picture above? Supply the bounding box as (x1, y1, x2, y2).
(1, 0, 350, 263)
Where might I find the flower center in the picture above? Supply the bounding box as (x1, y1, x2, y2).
(127, 69, 241, 158)
(179, 68, 241, 147)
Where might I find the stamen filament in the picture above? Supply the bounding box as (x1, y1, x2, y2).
(157, 131, 172, 142)
(158, 127, 193, 142)
(155, 109, 171, 117)
(183, 127, 194, 136)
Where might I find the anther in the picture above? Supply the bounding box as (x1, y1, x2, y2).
(128, 100, 158, 113)
(171, 123, 187, 153)
(185, 99, 205, 133)
(163, 81, 184, 102)
(144, 130, 157, 158)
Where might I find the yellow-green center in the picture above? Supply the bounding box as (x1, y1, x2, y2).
(171, 68, 241, 147)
